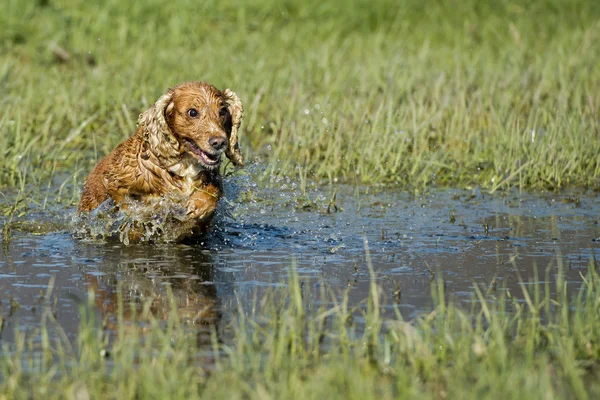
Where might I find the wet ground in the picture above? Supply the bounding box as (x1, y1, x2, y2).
(1, 177, 599, 344)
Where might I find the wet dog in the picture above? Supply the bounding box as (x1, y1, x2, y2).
(78, 82, 244, 238)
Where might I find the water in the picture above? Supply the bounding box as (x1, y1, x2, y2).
(1, 178, 599, 345)
(71, 194, 202, 244)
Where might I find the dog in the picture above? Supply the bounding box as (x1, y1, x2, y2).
(78, 82, 244, 237)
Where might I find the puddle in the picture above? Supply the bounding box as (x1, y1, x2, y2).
(1, 177, 599, 346)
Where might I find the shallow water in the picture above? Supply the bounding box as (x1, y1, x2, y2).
(1, 178, 599, 345)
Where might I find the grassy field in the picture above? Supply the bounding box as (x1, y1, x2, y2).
(1, 0, 599, 195)
(3, 0, 600, 398)
(2, 261, 600, 399)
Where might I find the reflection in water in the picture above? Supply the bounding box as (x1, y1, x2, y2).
(79, 243, 221, 347)
(0, 184, 599, 345)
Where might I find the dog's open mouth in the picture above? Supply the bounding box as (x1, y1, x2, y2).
(183, 138, 221, 166)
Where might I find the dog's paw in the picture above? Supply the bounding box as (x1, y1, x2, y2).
(186, 191, 219, 221)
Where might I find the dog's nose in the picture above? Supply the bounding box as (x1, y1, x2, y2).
(209, 136, 227, 151)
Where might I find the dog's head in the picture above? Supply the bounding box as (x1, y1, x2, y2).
(138, 82, 244, 170)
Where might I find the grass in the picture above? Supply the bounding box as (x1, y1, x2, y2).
(2, 259, 600, 399)
(2, 1, 600, 398)
(1, 0, 599, 194)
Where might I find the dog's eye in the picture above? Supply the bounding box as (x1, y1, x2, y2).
(187, 109, 199, 117)
(219, 106, 228, 118)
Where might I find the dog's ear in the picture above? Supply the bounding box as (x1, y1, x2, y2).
(222, 88, 245, 167)
(137, 92, 180, 156)
(164, 99, 175, 120)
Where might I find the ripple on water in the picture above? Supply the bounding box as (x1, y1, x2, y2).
(2, 178, 600, 345)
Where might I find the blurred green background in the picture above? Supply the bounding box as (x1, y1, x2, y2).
(1, 0, 599, 193)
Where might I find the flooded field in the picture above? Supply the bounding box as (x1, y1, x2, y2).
(1, 177, 599, 344)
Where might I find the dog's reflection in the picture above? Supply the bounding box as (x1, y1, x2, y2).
(82, 244, 220, 347)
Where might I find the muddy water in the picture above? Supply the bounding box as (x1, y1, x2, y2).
(1, 179, 599, 344)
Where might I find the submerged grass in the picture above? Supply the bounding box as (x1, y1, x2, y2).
(1, 0, 599, 193)
(2, 260, 600, 399)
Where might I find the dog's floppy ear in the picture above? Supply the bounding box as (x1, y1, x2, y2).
(137, 92, 180, 158)
(222, 88, 245, 167)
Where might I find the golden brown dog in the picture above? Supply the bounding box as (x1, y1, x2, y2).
(78, 82, 244, 235)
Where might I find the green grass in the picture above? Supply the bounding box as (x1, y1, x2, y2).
(3, 2, 600, 397)
(2, 260, 600, 399)
(1, 0, 599, 194)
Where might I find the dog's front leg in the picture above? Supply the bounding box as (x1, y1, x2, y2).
(186, 184, 221, 221)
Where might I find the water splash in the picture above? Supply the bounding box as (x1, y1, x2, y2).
(71, 195, 202, 244)
(70, 170, 253, 245)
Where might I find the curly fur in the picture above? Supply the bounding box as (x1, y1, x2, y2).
(222, 89, 245, 167)
(78, 82, 244, 235)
